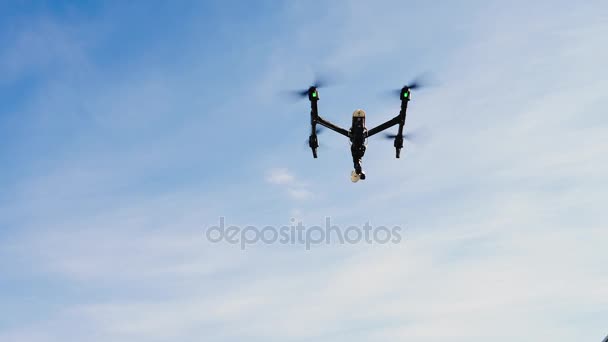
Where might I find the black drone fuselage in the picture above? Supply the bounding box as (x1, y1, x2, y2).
(306, 86, 411, 180)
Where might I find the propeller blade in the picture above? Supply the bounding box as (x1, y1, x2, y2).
(383, 133, 415, 142)
(384, 133, 399, 139)
(304, 140, 326, 149)
(388, 89, 402, 98)
(386, 73, 433, 98)
(311, 75, 330, 89)
(298, 89, 310, 97)
(403, 132, 418, 142)
(285, 72, 339, 101)
(383, 129, 429, 143)
(407, 73, 432, 90)
(285, 89, 310, 99)
(408, 81, 421, 90)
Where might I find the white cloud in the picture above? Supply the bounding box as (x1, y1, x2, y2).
(265, 167, 313, 200)
(265, 167, 295, 185)
(2, 2, 608, 342)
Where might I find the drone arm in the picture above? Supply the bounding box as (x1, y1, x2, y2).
(316, 116, 350, 138)
(366, 116, 401, 137)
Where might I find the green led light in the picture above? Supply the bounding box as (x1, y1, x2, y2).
(402, 91, 409, 99)
(312, 91, 317, 98)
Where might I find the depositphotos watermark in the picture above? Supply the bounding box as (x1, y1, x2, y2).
(204, 217, 403, 250)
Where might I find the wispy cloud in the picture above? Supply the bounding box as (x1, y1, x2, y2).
(265, 167, 295, 185)
(265, 167, 313, 200)
(1, 1, 608, 342)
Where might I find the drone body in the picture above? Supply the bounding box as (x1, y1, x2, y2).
(303, 85, 415, 182)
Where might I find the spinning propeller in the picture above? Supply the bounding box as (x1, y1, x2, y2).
(388, 74, 431, 100)
(383, 128, 431, 145)
(384, 132, 417, 142)
(287, 73, 337, 100)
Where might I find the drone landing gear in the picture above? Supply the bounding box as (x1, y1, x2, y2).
(309, 134, 319, 158)
(394, 136, 403, 159)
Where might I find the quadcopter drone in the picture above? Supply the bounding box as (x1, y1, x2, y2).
(294, 79, 424, 182)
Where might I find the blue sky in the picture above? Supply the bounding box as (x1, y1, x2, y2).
(1, 1, 607, 341)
